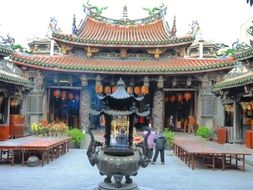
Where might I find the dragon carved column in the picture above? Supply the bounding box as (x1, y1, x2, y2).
(80, 74, 90, 131)
(152, 76, 164, 132)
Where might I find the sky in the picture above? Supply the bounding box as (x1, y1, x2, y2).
(0, 0, 252, 47)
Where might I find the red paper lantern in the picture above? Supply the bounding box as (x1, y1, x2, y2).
(95, 85, 103, 94)
(184, 92, 192, 101)
(68, 93, 74, 100)
(53, 89, 61, 98)
(127, 86, 133, 94)
(177, 94, 183, 101)
(170, 95, 176, 102)
(134, 87, 141, 95)
(141, 86, 149, 95)
(61, 91, 67, 99)
(111, 86, 117, 93)
(104, 86, 111, 94)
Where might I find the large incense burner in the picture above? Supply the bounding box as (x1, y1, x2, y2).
(87, 78, 150, 189)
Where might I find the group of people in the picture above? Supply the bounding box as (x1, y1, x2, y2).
(53, 91, 80, 128)
(143, 124, 167, 165)
(168, 115, 196, 134)
(113, 124, 167, 165)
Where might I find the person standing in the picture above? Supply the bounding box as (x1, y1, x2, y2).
(143, 124, 156, 161)
(151, 131, 167, 165)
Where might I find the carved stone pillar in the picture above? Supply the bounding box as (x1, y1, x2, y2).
(42, 88, 48, 120)
(152, 76, 164, 132)
(29, 71, 44, 125)
(200, 74, 214, 127)
(80, 74, 90, 131)
(233, 96, 242, 143)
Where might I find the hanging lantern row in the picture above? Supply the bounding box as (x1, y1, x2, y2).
(53, 89, 61, 98)
(53, 89, 74, 99)
(167, 92, 192, 102)
(95, 85, 149, 95)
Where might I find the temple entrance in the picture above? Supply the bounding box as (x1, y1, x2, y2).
(165, 91, 195, 132)
(48, 88, 80, 128)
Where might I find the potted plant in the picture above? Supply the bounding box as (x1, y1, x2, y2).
(66, 128, 86, 148)
(163, 129, 175, 150)
(196, 126, 211, 139)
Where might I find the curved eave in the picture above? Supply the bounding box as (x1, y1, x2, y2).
(53, 36, 194, 48)
(212, 72, 253, 93)
(233, 48, 253, 61)
(0, 72, 33, 88)
(11, 54, 236, 75)
(0, 45, 13, 57)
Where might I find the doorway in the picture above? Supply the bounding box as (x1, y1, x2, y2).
(48, 88, 80, 128)
(165, 91, 195, 131)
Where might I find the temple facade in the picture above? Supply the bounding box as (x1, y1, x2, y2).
(0, 44, 32, 139)
(8, 4, 238, 133)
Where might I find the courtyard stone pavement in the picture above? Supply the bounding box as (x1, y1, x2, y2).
(0, 147, 253, 190)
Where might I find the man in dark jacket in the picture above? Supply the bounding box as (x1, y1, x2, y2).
(151, 131, 167, 165)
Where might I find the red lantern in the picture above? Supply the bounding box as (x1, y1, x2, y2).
(141, 86, 149, 95)
(134, 87, 141, 95)
(184, 92, 192, 101)
(177, 94, 183, 101)
(61, 91, 67, 99)
(95, 85, 103, 94)
(53, 89, 61, 98)
(104, 86, 111, 94)
(111, 86, 117, 93)
(127, 86, 133, 94)
(68, 93, 74, 100)
(170, 95, 176, 102)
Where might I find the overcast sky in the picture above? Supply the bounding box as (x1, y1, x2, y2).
(0, 0, 252, 47)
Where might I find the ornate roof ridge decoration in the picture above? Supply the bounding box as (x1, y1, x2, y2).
(0, 44, 13, 57)
(11, 52, 236, 74)
(212, 62, 253, 93)
(83, 1, 167, 26)
(233, 47, 253, 60)
(223, 62, 250, 79)
(246, 20, 253, 36)
(53, 4, 195, 48)
(0, 68, 33, 87)
(212, 70, 253, 93)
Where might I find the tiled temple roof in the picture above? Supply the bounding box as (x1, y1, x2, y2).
(0, 67, 33, 87)
(0, 44, 13, 57)
(11, 53, 236, 75)
(53, 17, 194, 48)
(212, 71, 253, 93)
(233, 48, 253, 61)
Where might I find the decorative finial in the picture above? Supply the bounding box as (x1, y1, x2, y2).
(48, 17, 61, 35)
(171, 16, 177, 37)
(187, 20, 200, 37)
(0, 33, 15, 46)
(122, 5, 128, 20)
(72, 14, 78, 35)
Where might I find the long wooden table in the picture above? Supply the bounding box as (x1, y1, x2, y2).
(173, 137, 251, 171)
(0, 136, 71, 166)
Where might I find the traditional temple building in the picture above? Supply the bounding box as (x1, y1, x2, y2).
(9, 4, 237, 133)
(0, 44, 32, 139)
(28, 38, 60, 55)
(213, 47, 253, 143)
(212, 16, 253, 143)
(187, 40, 226, 58)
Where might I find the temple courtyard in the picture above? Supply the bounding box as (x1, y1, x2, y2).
(0, 138, 253, 190)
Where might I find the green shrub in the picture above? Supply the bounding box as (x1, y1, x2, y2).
(163, 129, 175, 145)
(196, 126, 211, 138)
(66, 128, 85, 145)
